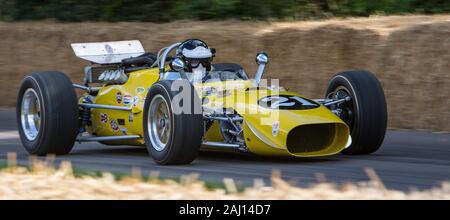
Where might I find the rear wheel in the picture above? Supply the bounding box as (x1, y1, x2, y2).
(326, 71, 387, 155)
(143, 80, 203, 165)
(17, 71, 79, 155)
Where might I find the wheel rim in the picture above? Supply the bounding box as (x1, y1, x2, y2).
(21, 88, 41, 141)
(332, 86, 355, 131)
(148, 94, 171, 151)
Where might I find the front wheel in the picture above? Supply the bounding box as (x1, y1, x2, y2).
(16, 71, 79, 155)
(326, 71, 387, 155)
(143, 80, 203, 165)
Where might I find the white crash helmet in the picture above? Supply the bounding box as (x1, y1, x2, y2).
(176, 39, 215, 72)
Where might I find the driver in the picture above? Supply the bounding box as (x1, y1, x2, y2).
(175, 39, 214, 83)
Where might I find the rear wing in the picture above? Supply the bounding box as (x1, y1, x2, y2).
(71, 40, 145, 64)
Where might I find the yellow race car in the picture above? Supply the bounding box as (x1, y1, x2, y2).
(17, 39, 387, 165)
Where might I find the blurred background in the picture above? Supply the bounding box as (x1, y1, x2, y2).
(0, 0, 449, 131)
(1, 0, 449, 21)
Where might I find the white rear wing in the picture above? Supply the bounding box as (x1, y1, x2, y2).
(71, 40, 145, 64)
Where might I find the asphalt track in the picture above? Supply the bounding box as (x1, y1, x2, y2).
(1, 108, 449, 191)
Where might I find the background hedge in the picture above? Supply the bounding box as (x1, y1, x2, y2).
(0, 0, 449, 22)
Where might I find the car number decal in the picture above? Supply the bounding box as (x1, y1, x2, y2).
(258, 95, 319, 110)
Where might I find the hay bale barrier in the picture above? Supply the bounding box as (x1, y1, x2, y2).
(1, 157, 449, 199)
(1, 15, 449, 130)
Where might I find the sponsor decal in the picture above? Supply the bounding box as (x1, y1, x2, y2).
(123, 95, 132, 105)
(117, 119, 125, 125)
(104, 44, 114, 54)
(128, 113, 134, 123)
(110, 119, 119, 132)
(116, 92, 123, 104)
(216, 90, 231, 98)
(199, 86, 216, 96)
(258, 95, 319, 110)
(132, 96, 139, 106)
(100, 113, 108, 123)
(120, 127, 127, 135)
(136, 87, 145, 94)
(272, 121, 279, 136)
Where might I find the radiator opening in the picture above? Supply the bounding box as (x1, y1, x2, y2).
(286, 123, 336, 154)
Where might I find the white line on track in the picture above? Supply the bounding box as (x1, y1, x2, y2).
(0, 131, 19, 140)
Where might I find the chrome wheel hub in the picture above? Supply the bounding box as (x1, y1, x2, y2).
(21, 88, 41, 141)
(148, 95, 171, 151)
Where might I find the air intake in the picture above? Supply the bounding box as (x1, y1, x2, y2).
(286, 123, 337, 154)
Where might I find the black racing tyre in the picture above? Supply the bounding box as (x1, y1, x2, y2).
(143, 80, 203, 165)
(16, 71, 79, 155)
(326, 71, 387, 155)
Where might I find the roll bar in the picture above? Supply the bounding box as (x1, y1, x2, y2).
(157, 42, 181, 79)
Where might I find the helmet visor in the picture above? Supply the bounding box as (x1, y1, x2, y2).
(182, 40, 208, 50)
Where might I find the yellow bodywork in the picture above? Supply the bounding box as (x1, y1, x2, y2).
(83, 67, 350, 157)
(85, 68, 159, 145)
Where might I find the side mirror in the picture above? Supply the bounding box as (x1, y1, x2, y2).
(256, 52, 269, 65)
(254, 52, 269, 85)
(170, 57, 185, 72)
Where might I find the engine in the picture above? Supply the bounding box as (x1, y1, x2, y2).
(84, 65, 128, 85)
